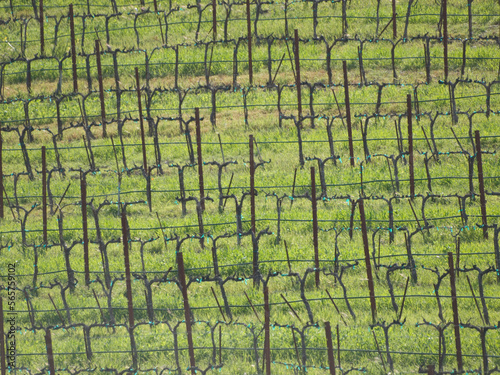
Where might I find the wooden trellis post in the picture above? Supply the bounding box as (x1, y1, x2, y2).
(343, 61, 354, 167)
(177, 252, 196, 374)
(359, 199, 377, 322)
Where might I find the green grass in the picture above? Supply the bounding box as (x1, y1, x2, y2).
(1, 0, 500, 374)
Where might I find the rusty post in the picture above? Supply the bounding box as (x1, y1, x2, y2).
(294, 29, 302, 120)
(475, 130, 488, 239)
(290, 167, 297, 208)
(177, 252, 196, 374)
(461, 41, 467, 77)
(146, 169, 152, 212)
(467, 0, 472, 39)
(48, 293, 65, 326)
(336, 324, 341, 369)
(211, 287, 226, 321)
(423, 40, 432, 84)
(95, 40, 107, 137)
(359, 199, 377, 322)
(81, 175, 89, 285)
(92, 289, 105, 323)
(280, 294, 302, 322)
(0, 298, 5, 375)
(342, 61, 354, 167)
(448, 252, 463, 373)
(372, 330, 387, 373)
(443, 0, 448, 81)
(45, 329, 55, 375)
(392, 0, 397, 39)
(311, 167, 320, 288)
(212, 0, 217, 40)
(135, 68, 148, 174)
(136, 68, 150, 210)
(466, 275, 485, 324)
(69, 4, 78, 92)
(196, 108, 205, 211)
(39, 0, 44, 56)
(407, 94, 414, 198)
(284, 240, 292, 272)
(250, 134, 256, 234)
(42, 146, 47, 244)
(398, 276, 410, 321)
(153, 0, 165, 44)
(83, 326, 91, 360)
(325, 322, 336, 375)
(427, 364, 435, 375)
(264, 287, 271, 375)
(325, 290, 348, 326)
(244, 291, 262, 323)
(0, 132, 3, 219)
(246, 0, 253, 85)
(121, 209, 134, 328)
(250, 134, 258, 286)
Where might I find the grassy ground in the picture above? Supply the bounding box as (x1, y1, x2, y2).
(1, 0, 500, 374)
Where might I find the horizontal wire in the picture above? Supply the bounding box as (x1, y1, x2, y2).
(9, 293, 500, 317)
(2, 250, 495, 279)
